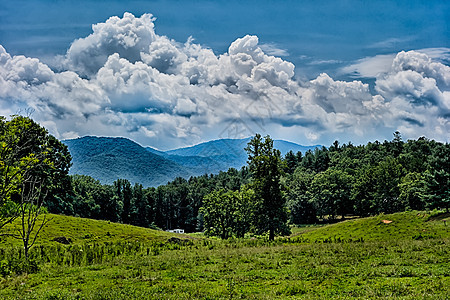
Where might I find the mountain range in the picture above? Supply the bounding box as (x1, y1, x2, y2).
(63, 136, 320, 187)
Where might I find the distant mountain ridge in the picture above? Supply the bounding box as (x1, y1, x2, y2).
(64, 136, 320, 187)
(165, 138, 320, 157)
(63, 136, 190, 187)
(161, 138, 320, 173)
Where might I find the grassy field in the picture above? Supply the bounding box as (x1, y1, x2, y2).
(0, 211, 449, 299)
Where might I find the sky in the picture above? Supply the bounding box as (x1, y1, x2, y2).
(0, 0, 449, 149)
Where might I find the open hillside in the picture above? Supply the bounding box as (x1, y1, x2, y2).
(0, 211, 448, 299)
(2, 210, 446, 248)
(292, 211, 450, 242)
(0, 214, 179, 247)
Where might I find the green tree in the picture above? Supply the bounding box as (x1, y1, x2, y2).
(0, 115, 71, 258)
(0, 116, 71, 204)
(310, 168, 352, 220)
(234, 185, 255, 238)
(352, 156, 405, 215)
(113, 179, 133, 224)
(284, 150, 299, 174)
(130, 183, 148, 227)
(165, 177, 191, 230)
(300, 150, 315, 171)
(70, 175, 102, 219)
(423, 143, 450, 211)
(352, 165, 377, 216)
(200, 187, 254, 239)
(399, 137, 432, 173)
(399, 172, 426, 210)
(200, 189, 238, 239)
(245, 134, 289, 240)
(144, 187, 157, 228)
(313, 146, 330, 172)
(286, 167, 317, 224)
(372, 156, 405, 213)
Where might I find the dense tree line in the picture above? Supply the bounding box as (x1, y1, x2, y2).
(285, 132, 449, 224)
(47, 168, 251, 233)
(1, 115, 448, 241)
(45, 131, 449, 237)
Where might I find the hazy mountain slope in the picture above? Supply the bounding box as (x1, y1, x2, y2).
(273, 140, 321, 155)
(160, 137, 320, 175)
(64, 136, 321, 187)
(145, 146, 168, 157)
(157, 154, 231, 176)
(165, 138, 251, 158)
(166, 138, 320, 157)
(64, 136, 191, 187)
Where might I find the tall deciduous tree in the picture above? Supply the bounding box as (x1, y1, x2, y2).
(310, 168, 352, 220)
(286, 167, 317, 224)
(0, 115, 71, 257)
(200, 187, 254, 239)
(245, 134, 289, 240)
(201, 189, 238, 239)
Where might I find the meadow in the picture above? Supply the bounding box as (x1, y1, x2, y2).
(0, 211, 449, 299)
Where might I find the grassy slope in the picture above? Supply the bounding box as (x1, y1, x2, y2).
(0, 214, 179, 247)
(292, 211, 450, 242)
(0, 211, 449, 299)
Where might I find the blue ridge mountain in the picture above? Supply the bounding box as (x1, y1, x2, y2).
(162, 138, 320, 171)
(64, 136, 320, 187)
(63, 136, 191, 187)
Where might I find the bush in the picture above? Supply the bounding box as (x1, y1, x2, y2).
(0, 259, 10, 276)
(8, 258, 39, 275)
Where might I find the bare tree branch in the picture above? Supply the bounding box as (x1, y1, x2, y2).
(14, 176, 51, 258)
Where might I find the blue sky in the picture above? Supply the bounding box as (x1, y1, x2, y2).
(0, 0, 449, 149)
(2, 0, 448, 79)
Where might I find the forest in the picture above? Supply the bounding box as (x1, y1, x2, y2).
(1, 116, 449, 241)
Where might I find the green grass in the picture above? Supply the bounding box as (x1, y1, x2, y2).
(0, 211, 449, 299)
(0, 214, 179, 246)
(291, 211, 450, 242)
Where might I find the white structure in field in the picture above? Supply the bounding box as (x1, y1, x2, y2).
(166, 229, 184, 234)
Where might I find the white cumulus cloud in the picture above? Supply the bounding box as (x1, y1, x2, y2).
(0, 13, 449, 148)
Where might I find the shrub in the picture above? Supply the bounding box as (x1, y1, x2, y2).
(7, 258, 39, 275)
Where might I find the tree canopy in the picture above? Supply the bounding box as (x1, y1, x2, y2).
(0, 115, 72, 257)
(0, 116, 71, 220)
(245, 134, 290, 240)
